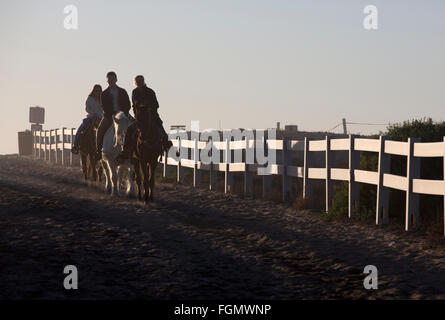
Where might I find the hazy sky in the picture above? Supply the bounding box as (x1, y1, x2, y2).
(1, 0, 444, 154)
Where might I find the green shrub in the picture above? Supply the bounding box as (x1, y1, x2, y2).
(323, 182, 348, 221)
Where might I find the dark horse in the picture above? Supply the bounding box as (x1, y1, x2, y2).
(133, 106, 170, 204)
(79, 118, 102, 183)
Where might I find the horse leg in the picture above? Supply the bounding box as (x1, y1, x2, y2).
(140, 160, 150, 204)
(97, 163, 103, 184)
(148, 162, 156, 202)
(91, 155, 98, 183)
(135, 161, 142, 201)
(102, 159, 112, 194)
(80, 153, 88, 182)
(116, 164, 124, 196)
(108, 159, 118, 196)
(87, 154, 95, 183)
(132, 158, 142, 200)
(126, 163, 136, 197)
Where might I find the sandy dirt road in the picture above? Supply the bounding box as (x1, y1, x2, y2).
(1, 155, 445, 299)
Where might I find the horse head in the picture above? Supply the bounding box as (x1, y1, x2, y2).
(113, 111, 130, 148)
(138, 107, 161, 142)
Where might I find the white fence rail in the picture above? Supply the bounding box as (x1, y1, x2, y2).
(32, 129, 445, 236)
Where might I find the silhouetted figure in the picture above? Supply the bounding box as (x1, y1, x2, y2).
(72, 84, 103, 154)
(116, 75, 171, 163)
(95, 71, 131, 159)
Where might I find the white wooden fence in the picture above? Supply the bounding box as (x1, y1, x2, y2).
(33, 128, 80, 167)
(32, 129, 445, 236)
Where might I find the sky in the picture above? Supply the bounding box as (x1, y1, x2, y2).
(1, 0, 444, 154)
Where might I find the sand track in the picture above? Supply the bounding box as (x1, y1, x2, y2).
(1, 155, 445, 299)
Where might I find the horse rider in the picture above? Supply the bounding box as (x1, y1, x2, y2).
(71, 84, 103, 154)
(95, 71, 131, 160)
(116, 75, 172, 163)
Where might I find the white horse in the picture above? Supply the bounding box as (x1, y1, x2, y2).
(101, 111, 135, 197)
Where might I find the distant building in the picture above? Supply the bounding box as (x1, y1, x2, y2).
(170, 125, 186, 131)
(284, 125, 298, 135)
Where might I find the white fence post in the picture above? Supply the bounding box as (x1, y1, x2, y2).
(406, 137, 421, 231)
(50, 129, 55, 163)
(163, 150, 169, 178)
(60, 128, 66, 166)
(244, 136, 253, 198)
(193, 138, 200, 187)
(70, 128, 75, 166)
(325, 136, 332, 212)
(32, 130, 36, 157)
(376, 136, 391, 225)
(55, 129, 60, 165)
(36, 130, 39, 158)
(177, 137, 183, 183)
(262, 137, 271, 198)
(39, 130, 43, 159)
(45, 130, 49, 162)
(209, 138, 217, 191)
(32, 130, 36, 156)
(303, 137, 312, 199)
(348, 134, 360, 217)
(443, 137, 445, 236)
(282, 137, 292, 202)
(224, 136, 232, 193)
(37, 130, 41, 158)
(42, 130, 46, 160)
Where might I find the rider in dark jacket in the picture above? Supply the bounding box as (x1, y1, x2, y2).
(116, 75, 171, 163)
(95, 71, 131, 159)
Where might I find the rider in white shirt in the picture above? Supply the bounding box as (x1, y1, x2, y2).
(71, 84, 103, 154)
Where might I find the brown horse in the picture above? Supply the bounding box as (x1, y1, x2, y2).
(79, 118, 102, 183)
(133, 106, 168, 204)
